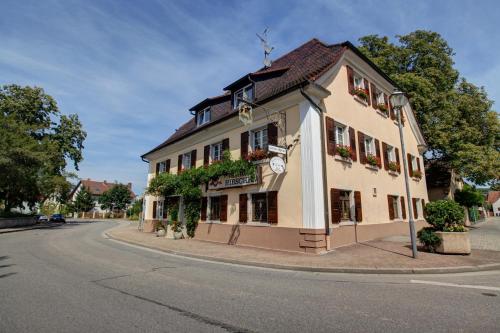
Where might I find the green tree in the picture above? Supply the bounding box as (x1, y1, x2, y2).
(73, 186, 94, 212)
(99, 184, 132, 211)
(358, 31, 500, 185)
(0, 85, 86, 211)
(454, 184, 484, 208)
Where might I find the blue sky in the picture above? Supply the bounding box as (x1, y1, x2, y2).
(1, 0, 498, 195)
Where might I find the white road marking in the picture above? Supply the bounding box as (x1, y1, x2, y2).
(410, 279, 500, 291)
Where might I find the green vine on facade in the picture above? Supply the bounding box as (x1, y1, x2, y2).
(146, 151, 256, 237)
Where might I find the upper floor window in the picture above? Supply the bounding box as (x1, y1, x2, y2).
(197, 107, 211, 126)
(233, 84, 254, 107)
(376, 90, 385, 105)
(387, 145, 396, 162)
(252, 127, 268, 151)
(411, 156, 418, 171)
(335, 124, 347, 146)
(353, 73, 365, 89)
(182, 152, 192, 170)
(159, 161, 167, 173)
(211, 142, 223, 162)
(364, 135, 375, 156)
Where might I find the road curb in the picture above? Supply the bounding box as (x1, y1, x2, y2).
(0, 223, 62, 234)
(105, 231, 500, 275)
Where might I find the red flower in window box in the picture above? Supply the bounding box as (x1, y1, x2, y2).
(388, 161, 399, 172)
(336, 144, 352, 159)
(377, 103, 389, 115)
(246, 149, 269, 161)
(366, 153, 380, 167)
(351, 87, 369, 101)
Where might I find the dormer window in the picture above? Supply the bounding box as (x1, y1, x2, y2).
(233, 84, 254, 108)
(197, 107, 211, 126)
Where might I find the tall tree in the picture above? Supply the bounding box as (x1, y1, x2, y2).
(358, 31, 499, 185)
(0, 84, 86, 211)
(73, 186, 94, 212)
(99, 184, 132, 211)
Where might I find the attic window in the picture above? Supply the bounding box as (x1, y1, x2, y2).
(233, 84, 254, 108)
(197, 107, 211, 126)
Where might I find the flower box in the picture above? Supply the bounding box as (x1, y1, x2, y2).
(377, 103, 389, 116)
(388, 161, 399, 172)
(435, 231, 471, 254)
(412, 170, 423, 180)
(336, 144, 351, 159)
(351, 87, 369, 102)
(246, 149, 269, 162)
(366, 154, 379, 167)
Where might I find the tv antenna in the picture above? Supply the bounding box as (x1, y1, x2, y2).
(256, 28, 274, 68)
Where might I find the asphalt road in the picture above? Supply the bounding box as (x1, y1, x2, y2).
(1, 221, 499, 333)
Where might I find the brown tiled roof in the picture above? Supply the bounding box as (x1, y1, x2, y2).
(487, 191, 500, 204)
(143, 38, 370, 157)
(72, 179, 136, 198)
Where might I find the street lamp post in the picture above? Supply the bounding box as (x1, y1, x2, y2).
(390, 90, 418, 259)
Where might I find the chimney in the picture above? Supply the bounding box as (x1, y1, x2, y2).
(103, 180, 107, 184)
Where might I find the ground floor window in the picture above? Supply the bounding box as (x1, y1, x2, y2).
(210, 196, 221, 220)
(340, 190, 351, 220)
(392, 196, 400, 219)
(252, 193, 268, 222)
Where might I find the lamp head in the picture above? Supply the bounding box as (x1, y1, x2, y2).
(389, 90, 408, 108)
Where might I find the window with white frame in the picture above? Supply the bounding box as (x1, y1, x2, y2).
(340, 190, 352, 221)
(157, 200, 164, 220)
(197, 107, 211, 126)
(376, 90, 385, 105)
(182, 153, 192, 170)
(387, 145, 396, 162)
(411, 156, 418, 171)
(252, 128, 268, 151)
(159, 161, 167, 173)
(335, 123, 348, 146)
(233, 84, 254, 107)
(364, 135, 375, 156)
(211, 142, 223, 162)
(353, 73, 364, 89)
(392, 195, 400, 219)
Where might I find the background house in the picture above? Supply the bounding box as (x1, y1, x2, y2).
(487, 191, 500, 216)
(70, 179, 135, 214)
(425, 160, 463, 201)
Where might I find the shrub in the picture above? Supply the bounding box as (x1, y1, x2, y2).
(425, 200, 465, 231)
(417, 227, 441, 252)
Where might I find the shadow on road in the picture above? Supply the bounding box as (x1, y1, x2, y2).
(0, 255, 16, 279)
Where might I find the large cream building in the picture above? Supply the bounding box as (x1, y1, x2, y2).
(141, 38, 429, 253)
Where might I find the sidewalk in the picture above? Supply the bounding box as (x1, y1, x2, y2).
(107, 222, 500, 274)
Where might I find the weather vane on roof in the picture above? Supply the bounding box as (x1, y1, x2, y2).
(256, 28, 274, 68)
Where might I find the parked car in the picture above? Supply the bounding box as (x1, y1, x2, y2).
(50, 214, 66, 223)
(36, 215, 49, 223)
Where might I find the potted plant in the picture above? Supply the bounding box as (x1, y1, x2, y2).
(366, 154, 379, 167)
(155, 221, 166, 237)
(246, 149, 269, 162)
(412, 169, 423, 179)
(417, 200, 470, 254)
(336, 145, 351, 159)
(351, 87, 369, 102)
(388, 161, 399, 172)
(168, 208, 183, 239)
(377, 103, 389, 115)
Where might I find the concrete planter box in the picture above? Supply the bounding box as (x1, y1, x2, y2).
(435, 231, 471, 255)
(156, 229, 166, 237)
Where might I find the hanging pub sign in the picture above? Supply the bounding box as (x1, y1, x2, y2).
(208, 175, 257, 190)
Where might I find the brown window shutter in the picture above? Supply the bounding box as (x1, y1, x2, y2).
(165, 159, 170, 173)
(222, 138, 230, 153)
(239, 194, 247, 223)
(416, 157, 421, 172)
(191, 150, 197, 168)
(407, 154, 413, 177)
(325, 116, 336, 156)
(267, 122, 278, 146)
(349, 127, 357, 161)
(346, 65, 354, 94)
(395, 148, 401, 173)
(240, 131, 249, 159)
(382, 142, 389, 170)
(203, 145, 210, 166)
(155, 163, 160, 175)
(267, 191, 278, 224)
(177, 154, 183, 174)
(354, 191, 362, 222)
(383, 94, 389, 109)
(330, 189, 341, 223)
(152, 201, 157, 219)
(387, 195, 394, 220)
(220, 195, 228, 221)
(421, 199, 426, 218)
(358, 131, 366, 164)
(375, 139, 382, 168)
(363, 79, 371, 106)
(200, 197, 207, 221)
(370, 83, 377, 109)
(412, 198, 418, 219)
(401, 197, 406, 219)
